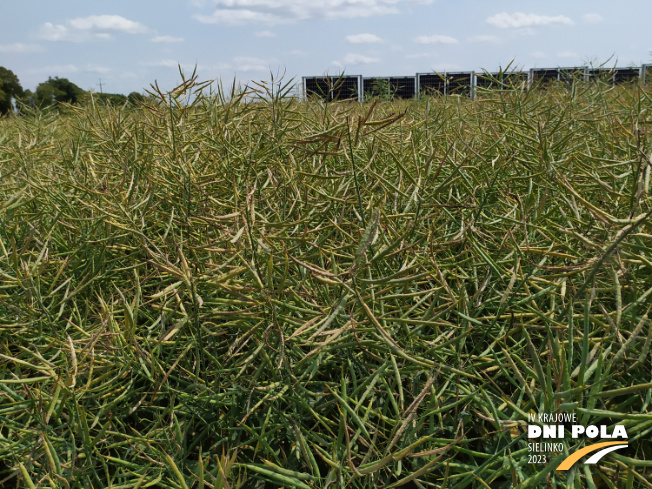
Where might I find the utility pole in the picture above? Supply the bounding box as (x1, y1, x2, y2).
(98, 78, 104, 94)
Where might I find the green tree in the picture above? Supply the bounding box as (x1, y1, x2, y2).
(364, 78, 396, 101)
(35, 77, 85, 107)
(95, 92, 128, 106)
(35, 82, 59, 107)
(127, 91, 146, 106)
(0, 67, 24, 115)
(19, 89, 35, 109)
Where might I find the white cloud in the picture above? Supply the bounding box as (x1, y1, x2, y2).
(85, 64, 111, 74)
(431, 62, 462, 71)
(414, 63, 461, 73)
(69, 15, 147, 33)
(40, 23, 72, 41)
(346, 33, 383, 44)
(342, 53, 380, 64)
(26, 64, 79, 75)
(0, 43, 43, 53)
(193, 0, 401, 25)
(39, 15, 147, 42)
(486, 12, 573, 29)
(558, 51, 578, 59)
(406, 52, 435, 59)
(468, 35, 502, 44)
(212, 62, 233, 71)
(414, 35, 458, 44)
(142, 60, 203, 73)
(255, 30, 276, 38)
(143, 59, 180, 68)
(151, 35, 184, 43)
(234, 56, 268, 72)
(582, 13, 602, 24)
(514, 27, 536, 36)
(195, 9, 279, 25)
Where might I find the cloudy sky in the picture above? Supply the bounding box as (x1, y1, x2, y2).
(2, 1, 651, 95)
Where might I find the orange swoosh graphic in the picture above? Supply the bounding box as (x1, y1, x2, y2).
(556, 441, 627, 471)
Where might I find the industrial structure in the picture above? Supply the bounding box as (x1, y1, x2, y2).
(303, 65, 652, 101)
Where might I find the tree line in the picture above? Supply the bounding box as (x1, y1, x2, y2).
(0, 66, 146, 115)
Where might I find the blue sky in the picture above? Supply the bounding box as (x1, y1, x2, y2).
(2, 1, 651, 95)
